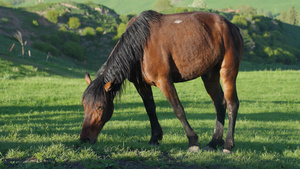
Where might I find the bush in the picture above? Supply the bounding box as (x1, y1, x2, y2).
(40, 34, 47, 42)
(61, 10, 67, 18)
(58, 31, 80, 43)
(68, 17, 81, 29)
(112, 23, 126, 42)
(32, 42, 59, 56)
(96, 27, 104, 35)
(59, 25, 68, 32)
(252, 17, 271, 32)
(231, 15, 248, 29)
(174, 7, 189, 13)
(264, 46, 297, 64)
(49, 35, 63, 46)
(63, 41, 83, 60)
(82, 27, 96, 37)
(45, 10, 58, 24)
(119, 15, 129, 23)
(32, 20, 39, 27)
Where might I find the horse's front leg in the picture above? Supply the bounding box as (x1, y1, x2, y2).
(134, 83, 163, 145)
(157, 79, 199, 151)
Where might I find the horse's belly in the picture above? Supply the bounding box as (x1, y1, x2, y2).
(170, 51, 220, 82)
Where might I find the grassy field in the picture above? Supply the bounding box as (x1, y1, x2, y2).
(0, 55, 299, 168)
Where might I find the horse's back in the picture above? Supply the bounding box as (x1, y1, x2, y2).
(141, 11, 242, 84)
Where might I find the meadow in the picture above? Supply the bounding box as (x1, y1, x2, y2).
(0, 55, 299, 168)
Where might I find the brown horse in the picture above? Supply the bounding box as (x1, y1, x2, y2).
(80, 10, 244, 153)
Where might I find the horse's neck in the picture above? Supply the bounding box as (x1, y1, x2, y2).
(102, 58, 128, 87)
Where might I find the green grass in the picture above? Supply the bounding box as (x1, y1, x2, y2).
(0, 55, 299, 168)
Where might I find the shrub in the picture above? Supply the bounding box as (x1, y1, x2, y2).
(32, 20, 39, 27)
(119, 15, 129, 23)
(1, 17, 8, 23)
(40, 34, 47, 42)
(32, 42, 59, 56)
(231, 15, 248, 29)
(49, 35, 62, 46)
(68, 17, 81, 29)
(113, 23, 126, 41)
(59, 25, 67, 32)
(45, 10, 58, 24)
(264, 46, 297, 64)
(174, 7, 189, 13)
(58, 31, 80, 43)
(63, 41, 83, 60)
(61, 10, 67, 18)
(96, 27, 104, 35)
(252, 16, 274, 32)
(82, 27, 96, 37)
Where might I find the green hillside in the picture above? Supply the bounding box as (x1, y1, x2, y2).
(0, 2, 119, 71)
(4, 0, 299, 17)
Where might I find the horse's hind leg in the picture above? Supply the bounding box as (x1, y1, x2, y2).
(157, 79, 199, 151)
(220, 64, 240, 153)
(202, 69, 226, 151)
(134, 83, 163, 145)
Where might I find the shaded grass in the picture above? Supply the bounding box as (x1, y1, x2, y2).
(0, 69, 299, 168)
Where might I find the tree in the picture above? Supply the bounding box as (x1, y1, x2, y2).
(190, 0, 207, 8)
(237, 5, 257, 16)
(68, 17, 81, 29)
(279, 11, 287, 23)
(45, 10, 58, 24)
(288, 6, 298, 25)
(154, 0, 171, 11)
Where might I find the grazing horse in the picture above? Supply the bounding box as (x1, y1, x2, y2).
(80, 10, 244, 153)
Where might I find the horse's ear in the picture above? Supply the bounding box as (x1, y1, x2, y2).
(104, 78, 116, 92)
(85, 71, 92, 85)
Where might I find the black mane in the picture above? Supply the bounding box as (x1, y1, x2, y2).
(82, 10, 162, 106)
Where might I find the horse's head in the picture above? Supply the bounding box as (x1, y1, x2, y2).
(80, 72, 114, 144)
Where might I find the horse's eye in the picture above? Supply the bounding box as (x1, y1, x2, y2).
(97, 106, 104, 110)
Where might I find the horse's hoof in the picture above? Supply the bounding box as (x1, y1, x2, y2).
(222, 149, 232, 154)
(188, 146, 200, 152)
(148, 140, 159, 146)
(203, 145, 216, 152)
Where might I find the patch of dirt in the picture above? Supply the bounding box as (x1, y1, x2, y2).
(61, 3, 79, 10)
